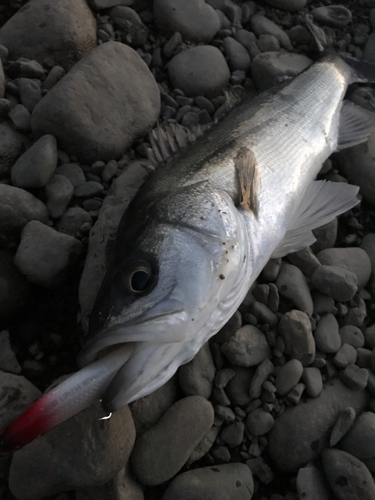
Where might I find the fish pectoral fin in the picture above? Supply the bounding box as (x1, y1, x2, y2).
(234, 146, 261, 217)
(337, 100, 374, 150)
(271, 180, 359, 258)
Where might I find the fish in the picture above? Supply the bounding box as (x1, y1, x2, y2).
(2, 20, 374, 451)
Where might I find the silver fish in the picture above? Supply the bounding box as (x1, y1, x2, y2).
(2, 26, 374, 450)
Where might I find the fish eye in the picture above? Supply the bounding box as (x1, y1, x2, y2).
(117, 261, 153, 294)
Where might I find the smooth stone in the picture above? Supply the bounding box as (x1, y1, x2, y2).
(8, 58, 45, 79)
(109, 6, 148, 47)
(223, 37, 251, 71)
(15, 77, 42, 112)
(154, 0, 220, 43)
(249, 359, 274, 399)
(314, 314, 341, 354)
(14, 221, 83, 288)
(264, 0, 307, 11)
(360, 233, 375, 275)
(43, 65, 66, 90)
(339, 411, 375, 459)
(178, 342, 215, 399)
(0, 184, 48, 248)
(225, 366, 253, 406)
(31, 42, 160, 164)
(8, 104, 31, 131)
(278, 310, 316, 366)
(334, 344, 357, 369)
(322, 449, 375, 500)
(312, 6, 352, 28)
(251, 15, 293, 50)
(251, 51, 312, 90)
(0, 251, 31, 322)
(0, 0, 96, 70)
(9, 403, 135, 499)
(339, 325, 365, 349)
(162, 463, 254, 500)
(221, 325, 272, 367)
(74, 181, 104, 198)
(301, 367, 323, 398)
(45, 174, 74, 219)
(268, 378, 368, 472)
(287, 247, 321, 277)
(276, 262, 313, 316)
(168, 45, 230, 97)
(215, 311, 242, 344)
(257, 34, 280, 52)
(246, 408, 275, 436)
(56, 163, 86, 187)
(317, 247, 371, 290)
(0, 122, 27, 179)
(311, 218, 338, 253)
(311, 265, 358, 302)
(274, 359, 303, 396)
(11, 134, 57, 188)
(296, 464, 330, 500)
(356, 348, 372, 369)
(56, 207, 92, 237)
(330, 407, 356, 447)
(340, 364, 368, 391)
(343, 295, 366, 328)
(220, 421, 245, 447)
(260, 258, 281, 282)
(130, 396, 214, 486)
(249, 301, 278, 326)
(0, 330, 21, 374)
(188, 425, 220, 464)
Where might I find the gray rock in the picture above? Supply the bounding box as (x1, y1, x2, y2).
(110, 6, 148, 47)
(322, 449, 375, 500)
(356, 348, 372, 369)
(0, 330, 21, 374)
(178, 342, 215, 399)
(215, 405, 235, 423)
(334, 344, 357, 369)
(246, 408, 275, 436)
(235, 29, 257, 52)
(0, 251, 31, 322)
(168, 45, 230, 97)
(154, 0, 220, 43)
(56, 163, 86, 187)
(260, 258, 281, 282)
(251, 51, 312, 90)
(251, 15, 293, 50)
(74, 181, 104, 198)
(131, 396, 214, 486)
(215, 311, 242, 344)
(0, 184, 48, 248)
(45, 174, 74, 219)
(312, 6, 352, 28)
(250, 301, 278, 326)
(330, 407, 356, 447)
(343, 294, 366, 328)
(43, 65, 66, 91)
(339, 411, 375, 459)
(9, 402, 135, 499)
(366, 325, 375, 349)
(274, 359, 303, 396)
(14, 221, 83, 288)
(287, 382, 306, 405)
(314, 314, 341, 354)
(340, 364, 368, 391)
(0, 0, 97, 70)
(15, 77, 42, 112)
(317, 248, 371, 290)
(276, 262, 313, 316)
(188, 425, 220, 464)
(8, 58, 45, 79)
(56, 207, 92, 237)
(11, 134, 57, 189)
(311, 218, 338, 253)
(0, 122, 27, 179)
(288, 25, 312, 47)
(220, 421, 245, 447)
(278, 310, 316, 366)
(249, 358, 274, 398)
(360, 233, 375, 276)
(162, 463, 254, 500)
(268, 378, 368, 472)
(339, 325, 365, 349)
(223, 37, 251, 71)
(296, 464, 330, 500)
(225, 366, 253, 406)
(79, 160, 150, 332)
(287, 247, 321, 277)
(301, 367, 323, 398)
(257, 34, 280, 52)
(31, 42, 160, 164)
(312, 291, 337, 315)
(214, 368, 235, 389)
(311, 265, 358, 302)
(221, 325, 272, 367)
(0, 370, 41, 430)
(8, 104, 31, 131)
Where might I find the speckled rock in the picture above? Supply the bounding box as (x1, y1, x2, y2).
(317, 248, 371, 290)
(0, 0, 97, 70)
(278, 310, 315, 366)
(268, 378, 368, 472)
(31, 42, 160, 163)
(162, 463, 254, 500)
(168, 46, 230, 97)
(311, 265, 358, 302)
(131, 396, 214, 485)
(178, 342, 215, 399)
(221, 325, 272, 367)
(276, 262, 313, 315)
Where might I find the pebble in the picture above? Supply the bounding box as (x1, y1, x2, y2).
(220, 421, 245, 447)
(11, 134, 57, 189)
(14, 221, 83, 288)
(215, 405, 235, 423)
(251, 52, 312, 91)
(163, 32, 183, 60)
(301, 367, 323, 398)
(287, 247, 320, 277)
(56, 163, 86, 187)
(178, 342, 215, 399)
(343, 295, 366, 328)
(0, 122, 28, 179)
(264, 0, 306, 11)
(168, 46, 230, 97)
(311, 219, 338, 253)
(276, 262, 313, 316)
(56, 207, 92, 237)
(334, 344, 357, 369)
(8, 58, 45, 79)
(15, 77, 42, 112)
(45, 174, 74, 219)
(0, 330, 21, 374)
(339, 411, 375, 460)
(314, 314, 341, 354)
(274, 359, 303, 396)
(131, 396, 214, 485)
(361, 233, 375, 276)
(311, 265, 358, 302)
(43, 65, 66, 91)
(215, 368, 235, 388)
(322, 448, 375, 500)
(339, 325, 365, 349)
(249, 359, 274, 399)
(296, 464, 330, 500)
(269, 378, 368, 472)
(250, 301, 278, 326)
(223, 37, 251, 71)
(251, 15, 293, 50)
(188, 425, 220, 464)
(221, 325, 272, 367)
(317, 247, 371, 290)
(31, 42, 160, 164)
(110, 6, 148, 47)
(330, 407, 356, 447)
(225, 366, 253, 406)
(311, 5, 352, 28)
(0, 250, 31, 322)
(9, 403, 135, 499)
(162, 463, 254, 500)
(74, 181, 104, 198)
(287, 382, 305, 405)
(340, 364, 368, 391)
(0, 183, 48, 248)
(278, 310, 316, 366)
(154, 0, 220, 43)
(246, 408, 275, 436)
(8, 103, 31, 130)
(356, 348, 372, 368)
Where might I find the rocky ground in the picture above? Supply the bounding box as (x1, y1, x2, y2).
(0, 0, 375, 499)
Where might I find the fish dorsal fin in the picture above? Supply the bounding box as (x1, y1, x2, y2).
(146, 122, 207, 167)
(271, 180, 359, 258)
(337, 100, 374, 150)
